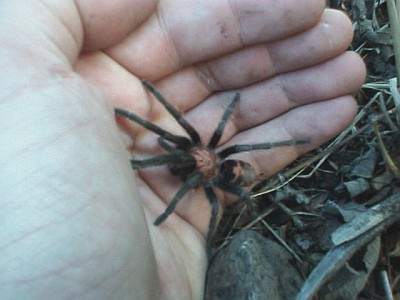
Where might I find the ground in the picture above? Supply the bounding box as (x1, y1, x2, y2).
(206, 1, 400, 299)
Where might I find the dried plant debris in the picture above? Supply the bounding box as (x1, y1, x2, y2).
(331, 192, 400, 246)
(350, 147, 378, 178)
(297, 192, 400, 299)
(352, 0, 396, 79)
(296, 237, 381, 300)
(206, 2, 400, 299)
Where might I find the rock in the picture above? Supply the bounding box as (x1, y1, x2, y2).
(205, 230, 303, 300)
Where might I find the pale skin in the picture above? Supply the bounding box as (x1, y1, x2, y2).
(0, 0, 365, 299)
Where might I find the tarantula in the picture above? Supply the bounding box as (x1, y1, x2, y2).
(115, 80, 308, 258)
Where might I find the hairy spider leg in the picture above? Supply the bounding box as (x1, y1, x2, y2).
(208, 93, 240, 149)
(157, 137, 183, 153)
(154, 172, 204, 226)
(214, 180, 251, 201)
(218, 139, 309, 159)
(114, 107, 191, 148)
(130, 154, 194, 170)
(142, 80, 201, 146)
(203, 185, 220, 259)
(213, 180, 254, 214)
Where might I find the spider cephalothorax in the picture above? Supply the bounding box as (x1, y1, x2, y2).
(115, 80, 308, 258)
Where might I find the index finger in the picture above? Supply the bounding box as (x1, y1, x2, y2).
(106, 0, 325, 79)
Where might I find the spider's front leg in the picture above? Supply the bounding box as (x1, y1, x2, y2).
(114, 107, 191, 148)
(142, 80, 201, 146)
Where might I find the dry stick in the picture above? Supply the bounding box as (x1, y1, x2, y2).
(252, 103, 372, 197)
(380, 270, 394, 300)
(260, 218, 303, 263)
(219, 203, 304, 264)
(388, 0, 400, 86)
(252, 124, 369, 197)
(397, 0, 400, 18)
(377, 92, 398, 131)
(389, 78, 400, 122)
(254, 104, 399, 197)
(373, 120, 400, 177)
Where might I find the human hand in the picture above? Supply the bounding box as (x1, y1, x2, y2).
(0, 1, 365, 299)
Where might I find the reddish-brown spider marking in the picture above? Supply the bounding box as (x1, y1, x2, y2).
(190, 146, 218, 180)
(218, 159, 260, 187)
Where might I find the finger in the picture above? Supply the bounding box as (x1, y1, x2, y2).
(117, 51, 364, 152)
(1, 1, 156, 75)
(106, 0, 325, 79)
(155, 51, 365, 146)
(0, 1, 82, 74)
(75, 0, 157, 51)
(195, 9, 354, 91)
(220, 96, 357, 179)
(127, 8, 354, 113)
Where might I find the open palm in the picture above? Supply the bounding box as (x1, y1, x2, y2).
(1, 1, 365, 299)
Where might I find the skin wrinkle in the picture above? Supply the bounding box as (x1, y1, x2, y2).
(75, 0, 156, 52)
(160, 2, 242, 71)
(195, 63, 222, 93)
(228, 0, 254, 47)
(263, 46, 278, 79)
(155, 5, 188, 73)
(226, 0, 246, 47)
(5, 203, 106, 291)
(194, 46, 269, 92)
(274, 74, 298, 109)
(52, 2, 83, 60)
(69, 2, 85, 50)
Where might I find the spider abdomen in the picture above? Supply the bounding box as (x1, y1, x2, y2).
(218, 159, 260, 187)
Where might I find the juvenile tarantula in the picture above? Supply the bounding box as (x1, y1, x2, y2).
(115, 80, 308, 258)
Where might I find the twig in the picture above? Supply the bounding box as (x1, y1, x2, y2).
(388, 0, 400, 86)
(373, 120, 400, 177)
(380, 270, 394, 300)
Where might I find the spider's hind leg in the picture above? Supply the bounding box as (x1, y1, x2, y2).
(204, 185, 220, 259)
(214, 181, 256, 217)
(154, 172, 203, 225)
(204, 180, 256, 259)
